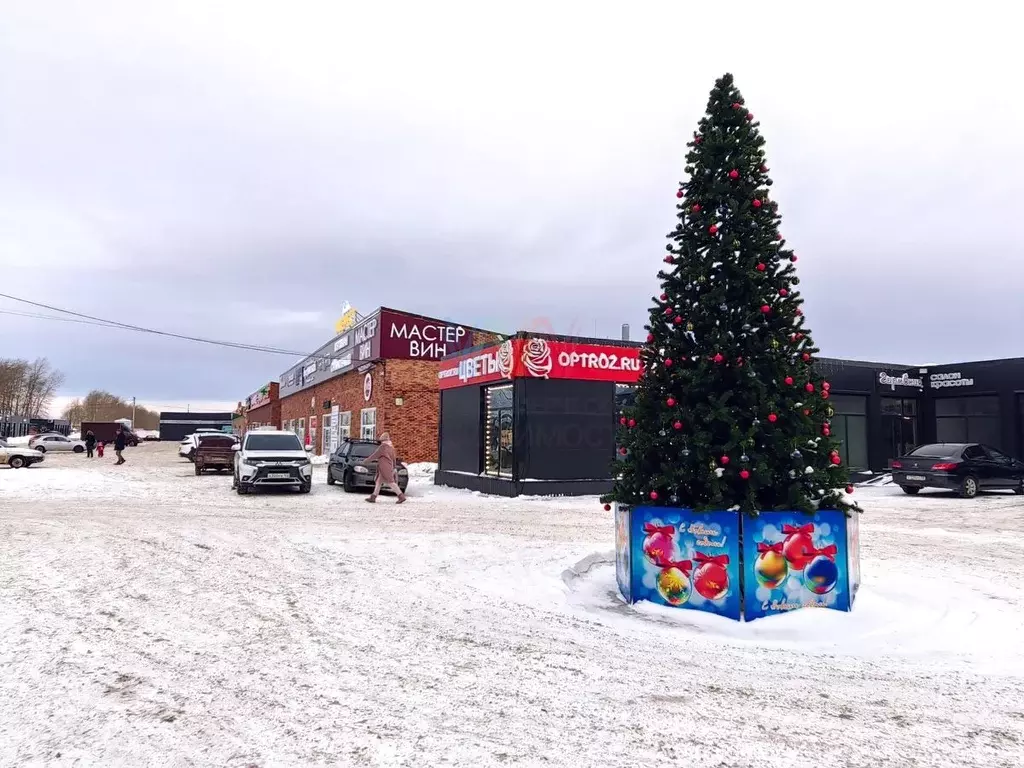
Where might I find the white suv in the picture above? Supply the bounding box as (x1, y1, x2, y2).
(232, 429, 313, 495)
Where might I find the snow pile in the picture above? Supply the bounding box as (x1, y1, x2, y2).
(1, 446, 1022, 766)
(405, 461, 438, 479)
(4, 435, 32, 446)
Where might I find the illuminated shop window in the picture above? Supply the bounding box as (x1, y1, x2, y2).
(484, 384, 513, 477)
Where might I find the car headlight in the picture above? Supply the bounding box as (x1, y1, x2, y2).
(353, 465, 369, 474)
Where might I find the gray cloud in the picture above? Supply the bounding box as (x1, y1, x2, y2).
(2, 1, 1022, 409)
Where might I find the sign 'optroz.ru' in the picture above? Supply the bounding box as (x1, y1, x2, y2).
(930, 371, 975, 389)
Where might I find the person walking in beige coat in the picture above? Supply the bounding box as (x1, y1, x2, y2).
(365, 433, 407, 503)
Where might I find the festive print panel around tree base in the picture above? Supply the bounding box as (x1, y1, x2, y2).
(741, 510, 857, 621)
(625, 505, 741, 620)
(614, 504, 631, 603)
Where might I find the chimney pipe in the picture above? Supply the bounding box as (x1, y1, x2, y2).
(621, 323, 630, 341)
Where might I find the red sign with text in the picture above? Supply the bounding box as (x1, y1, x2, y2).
(437, 338, 641, 389)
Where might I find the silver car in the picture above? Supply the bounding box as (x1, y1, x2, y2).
(29, 433, 87, 454)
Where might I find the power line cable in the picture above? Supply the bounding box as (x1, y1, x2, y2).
(0, 292, 320, 358)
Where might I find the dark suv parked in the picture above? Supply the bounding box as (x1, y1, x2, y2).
(327, 438, 409, 494)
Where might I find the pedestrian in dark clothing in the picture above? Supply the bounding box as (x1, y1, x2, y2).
(84, 430, 97, 458)
(114, 428, 127, 465)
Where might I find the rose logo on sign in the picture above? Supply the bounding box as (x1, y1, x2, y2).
(363, 372, 373, 401)
(495, 340, 515, 379)
(521, 338, 553, 378)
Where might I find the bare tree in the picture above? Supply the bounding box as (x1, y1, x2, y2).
(0, 357, 63, 418)
(61, 390, 159, 429)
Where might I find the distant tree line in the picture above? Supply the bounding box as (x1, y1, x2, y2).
(61, 390, 160, 430)
(0, 357, 64, 418)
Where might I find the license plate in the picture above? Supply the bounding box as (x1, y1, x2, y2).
(267, 472, 290, 479)
(905, 475, 926, 481)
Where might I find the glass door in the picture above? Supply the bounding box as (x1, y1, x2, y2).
(484, 384, 514, 477)
(880, 397, 918, 465)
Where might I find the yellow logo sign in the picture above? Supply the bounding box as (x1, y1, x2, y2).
(334, 303, 359, 335)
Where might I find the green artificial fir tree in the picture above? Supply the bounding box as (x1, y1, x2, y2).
(604, 73, 857, 516)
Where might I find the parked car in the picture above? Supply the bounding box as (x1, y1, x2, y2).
(891, 443, 1024, 498)
(0, 438, 45, 468)
(194, 433, 237, 475)
(29, 433, 87, 454)
(232, 429, 313, 495)
(80, 422, 140, 447)
(327, 438, 409, 494)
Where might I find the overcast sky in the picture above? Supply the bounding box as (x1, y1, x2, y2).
(2, 1, 1022, 415)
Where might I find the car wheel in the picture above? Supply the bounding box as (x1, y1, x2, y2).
(194, 464, 202, 476)
(343, 471, 354, 493)
(958, 475, 979, 499)
(73, 445, 84, 454)
(35, 446, 46, 454)
(236, 483, 249, 495)
(899, 486, 920, 495)
(1014, 479, 1023, 496)
(326, 466, 336, 486)
(299, 481, 312, 494)
(9, 456, 25, 469)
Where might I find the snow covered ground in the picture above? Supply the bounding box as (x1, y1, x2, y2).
(1, 445, 1022, 766)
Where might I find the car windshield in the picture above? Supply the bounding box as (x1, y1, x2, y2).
(246, 433, 302, 451)
(350, 443, 378, 459)
(908, 443, 964, 458)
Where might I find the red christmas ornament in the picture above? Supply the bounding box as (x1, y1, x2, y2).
(708, 224, 718, 235)
(736, 357, 744, 367)
(650, 490, 659, 501)
(619, 447, 627, 455)
(673, 421, 683, 430)
(660, 293, 667, 300)
(664, 358, 673, 367)
(713, 353, 724, 364)
(664, 255, 674, 263)
(760, 164, 769, 173)
(752, 199, 762, 208)
(756, 263, 766, 272)
(775, 234, 783, 241)
(846, 485, 855, 494)
(768, 413, 778, 423)
(805, 383, 815, 393)
(745, 113, 754, 121)
(693, 552, 730, 600)
(830, 454, 841, 465)
(732, 102, 742, 109)
(720, 455, 730, 465)
(676, 190, 684, 198)
(823, 426, 831, 437)
(646, 333, 654, 343)
(666, 397, 676, 407)
(619, 417, 626, 426)
(603, 503, 611, 511)
(694, 136, 702, 144)
(781, 524, 817, 570)
(822, 391, 830, 400)
(803, 409, 811, 416)
(641, 523, 675, 566)
(628, 419, 636, 428)
(822, 382, 831, 391)
(739, 469, 750, 480)
(729, 169, 739, 180)
(761, 305, 771, 314)
(802, 353, 811, 362)
(791, 254, 798, 262)
(674, 316, 683, 325)
(779, 288, 788, 297)
(664, 306, 674, 316)
(784, 376, 794, 385)
(691, 204, 701, 213)
(795, 308, 803, 316)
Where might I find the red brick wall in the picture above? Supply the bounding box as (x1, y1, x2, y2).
(246, 400, 281, 431)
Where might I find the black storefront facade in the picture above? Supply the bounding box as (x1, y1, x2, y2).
(434, 335, 1024, 497)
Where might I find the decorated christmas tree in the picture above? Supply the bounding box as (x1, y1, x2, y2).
(604, 73, 856, 516)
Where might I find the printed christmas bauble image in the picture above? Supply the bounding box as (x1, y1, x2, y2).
(803, 555, 839, 595)
(641, 523, 676, 567)
(656, 566, 692, 606)
(781, 524, 817, 570)
(693, 553, 730, 601)
(754, 548, 789, 589)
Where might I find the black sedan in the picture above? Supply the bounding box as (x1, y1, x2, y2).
(326, 438, 409, 494)
(891, 443, 1024, 498)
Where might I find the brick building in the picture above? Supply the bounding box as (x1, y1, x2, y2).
(277, 307, 500, 463)
(243, 382, 281, 432)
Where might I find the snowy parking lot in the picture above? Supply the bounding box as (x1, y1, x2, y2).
(2, 444, 1023, 767)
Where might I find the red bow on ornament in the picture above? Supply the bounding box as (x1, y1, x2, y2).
(663, 560, 693, 576)
(643, 523, 674, 537)
(693, 552, 730, 566)
(756, 541, 785, 554)
(782, 523, 814, 536)
(812, 544, 838, 560)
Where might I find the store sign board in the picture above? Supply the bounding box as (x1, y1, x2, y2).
(438, 338, 642, 390)
(876, 371, 924, 392)
(279, 312, 382, 397)
(929, 371, 975, 389)
(246, 384, 274, 410)
(378, 309, 474, 360)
